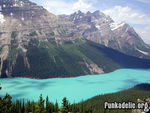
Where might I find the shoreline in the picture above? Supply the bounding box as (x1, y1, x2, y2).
(0, 68, 149, 80)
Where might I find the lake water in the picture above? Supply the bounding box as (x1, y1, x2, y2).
(0, 69, 150, 105)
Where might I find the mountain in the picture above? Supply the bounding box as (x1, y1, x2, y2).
(59, 10, 150, 59)
(0, 0, 81, 78)
(0, 0, 150, 78)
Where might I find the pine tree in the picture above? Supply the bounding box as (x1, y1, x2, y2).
(19, 100, 22, 113)
(79, 101, 85, 113)
(54, 100, 59, 112)
(49, 102, 55, 113)
(31, 101, 35, 113)
(0, 91, 2, 113)
(2, 94, 13, 113)
(60, 97, 69, 113)
(71, 103, 77, 113)
(46, 96, 50, 113)
(25, 100, 31, 113)
(86, 105, 92, 113)
(11, 104, 16, 113)
(37, 94, 45, 113)
(15, 100, 22, 113)
(22, 99, 25, 113)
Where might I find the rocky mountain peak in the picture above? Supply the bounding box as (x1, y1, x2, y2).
(0, 0, 150, 78)
(0, 0, 56, 22)
(0, 0, 82, 77)
(69, 10, 114, 25)
(59, 10, 150, 59)
(92, 10, 105, 17)
(86, 11, 91, 15)
(76, 10, 83, 14)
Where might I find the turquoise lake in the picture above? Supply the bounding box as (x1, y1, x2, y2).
(0, 69, 150, 105)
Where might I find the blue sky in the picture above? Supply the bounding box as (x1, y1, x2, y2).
(30, 0, 150, 44)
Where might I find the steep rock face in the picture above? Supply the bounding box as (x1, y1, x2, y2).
(0, 0, 150, 78)
(60, 10, 150, 59)
(0, 0, 82, 77)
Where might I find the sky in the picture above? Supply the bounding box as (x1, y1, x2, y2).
(30, 0, 150, 45)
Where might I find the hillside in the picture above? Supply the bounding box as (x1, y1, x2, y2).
(75, 83, 150, 113)
(1, 38, 150, 79)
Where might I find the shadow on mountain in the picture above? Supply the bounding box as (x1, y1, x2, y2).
(88, 40, 150, 69)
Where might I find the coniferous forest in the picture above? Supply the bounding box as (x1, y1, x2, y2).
(1, 1, 150, 113)
(1, 84, 150, 113)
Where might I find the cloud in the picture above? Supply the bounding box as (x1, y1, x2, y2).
(72, 0, 92, 12)
(42, 0, 73, 15)
(103, 6, 150, 44)
(41, 0, 95, 15)
(135, 26, 150, 45)
(31, 0, 150, 45)
(103, 6, 150, 25)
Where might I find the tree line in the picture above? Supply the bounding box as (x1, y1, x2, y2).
(1, 84, 150, 113)
(0, 93, 93, 113)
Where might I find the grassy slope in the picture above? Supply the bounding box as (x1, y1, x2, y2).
(76, 83, 150, 113)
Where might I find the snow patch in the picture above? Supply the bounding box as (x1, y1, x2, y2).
(0, 13, 5, 24)
(21, 17, 24, 21)
(136, 48, 149, 55)
(110, 22, 125, 31)
(96, 25, 101, 30)
(0, 6, 2, 11)
(20, 1, 24, 7)
(80, 16, 82, 18)
(10, 12, 13, 16)
(3, 4, 6, 8)
(73, 17, 76, 21)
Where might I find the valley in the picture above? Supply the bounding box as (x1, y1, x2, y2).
(0, 0, 150, 113)
(0, 0, 150, 78)
(1, 68, 150, 105)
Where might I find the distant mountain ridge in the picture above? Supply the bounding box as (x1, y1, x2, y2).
(0, 0, 150, 78)
(59, 10, 150, 59)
